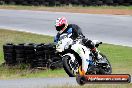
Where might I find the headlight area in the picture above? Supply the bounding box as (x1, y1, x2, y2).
(64, 44, 69, 49)
(56, 48, 63, 52)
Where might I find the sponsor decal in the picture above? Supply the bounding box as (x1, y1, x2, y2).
(76, 74, 131, 85)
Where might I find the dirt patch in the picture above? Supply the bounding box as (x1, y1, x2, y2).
(36, 8, 132, 15)
(0, 6, 132, 15)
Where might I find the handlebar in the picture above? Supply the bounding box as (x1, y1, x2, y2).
(95, 42, 102, 47)
(99, 42, 102, 44)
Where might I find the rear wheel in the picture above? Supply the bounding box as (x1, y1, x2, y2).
(62, 55, 79, 77)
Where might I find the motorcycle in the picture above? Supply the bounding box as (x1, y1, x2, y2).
(56, 33, 112, 77)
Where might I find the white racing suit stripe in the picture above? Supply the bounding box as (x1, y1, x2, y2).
(71, 43, 92, 73)
(81, 49, 92, 73)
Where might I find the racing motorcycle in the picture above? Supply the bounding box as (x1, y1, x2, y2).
(56, 33, 112, 77)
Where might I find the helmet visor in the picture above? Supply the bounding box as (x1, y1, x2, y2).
(56, 24, 65, 31)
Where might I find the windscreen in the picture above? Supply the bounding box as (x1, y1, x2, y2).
(59, 34, 68, 40)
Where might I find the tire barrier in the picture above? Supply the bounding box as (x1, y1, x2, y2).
(3, 43, 62, 69)
(24, 43, 35, 64)
(15, 43, 25, 63)
(3, 43, 16, 65)
(0, 0, 132, 6)
(32, 43, 48, 68)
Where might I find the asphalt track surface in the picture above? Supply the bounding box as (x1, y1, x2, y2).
(0, 9, 132, 47)
(0, 9, 132, 87)
(0, 77, 78, 88)
(0, 77, 131, 88)
(0, 77, 132, 88)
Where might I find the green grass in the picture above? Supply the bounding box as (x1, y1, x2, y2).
(0, 29, 53, 64)
(99, 44, 132, 74)
(0, 66, 67, 79)
(0, 29, 132, 80)
(0, 29, 67, 79)
(0, 4, 132, 10)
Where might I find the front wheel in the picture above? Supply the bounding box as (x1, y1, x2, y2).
(98, 53, 112, 74)
(76, 75, 86, 85)
(62, 55, 79, 77)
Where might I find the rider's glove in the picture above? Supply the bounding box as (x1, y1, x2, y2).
(82, 38, 95, 49)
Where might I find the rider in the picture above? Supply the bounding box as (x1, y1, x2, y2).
(54, 17, 98, 75)
(54, 17, 84, 43)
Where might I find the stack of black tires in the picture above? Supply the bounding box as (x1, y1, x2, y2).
(33, 43, 50, 68)
(3, 43, 62, 69)
(24, 43, 35, 64)
(3, 43, 16, 65)
(15, 43, 26, 63)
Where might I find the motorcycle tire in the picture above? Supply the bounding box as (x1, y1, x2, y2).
(76, 75, 86, 85)
(62, 55, 78, 77)
(98, 53, 112, 74)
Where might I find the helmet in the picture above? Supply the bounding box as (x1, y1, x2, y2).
(55, 17, 68, 34)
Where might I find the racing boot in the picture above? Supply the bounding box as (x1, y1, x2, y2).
(79, 64, 94, 75)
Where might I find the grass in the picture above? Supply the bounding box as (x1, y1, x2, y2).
(0, 29, 132, 80)
(0, 29, 53, 64)
(0, 29, 67, 79)
(99, 44, 132, 74)
(0, 66, 67, 79)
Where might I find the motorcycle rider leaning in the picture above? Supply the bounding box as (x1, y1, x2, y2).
(54, 17, 99, 75)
